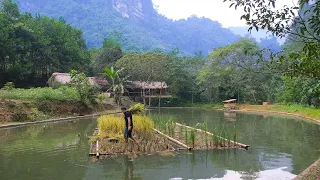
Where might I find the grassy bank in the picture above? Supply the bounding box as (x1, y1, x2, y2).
(0, 87, 80, 102)
(180, 102, 320, 122)
(0, 87, 118, 124)
(238, 104, 320, 122)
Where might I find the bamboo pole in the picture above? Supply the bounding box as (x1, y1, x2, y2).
(154, 128, 192, 150)
(96, 140, 100, 158)
(96, 128, 100, 158)
(175, 123, 250, 149)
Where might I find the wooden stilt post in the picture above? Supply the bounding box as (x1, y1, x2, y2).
(158, 82, 162, 109)
(143, 83, 146, 107)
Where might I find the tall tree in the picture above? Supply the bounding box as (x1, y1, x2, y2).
(0, 0, 90, 87)
(223, 0, 320, 79)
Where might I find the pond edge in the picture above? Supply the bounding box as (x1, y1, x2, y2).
(293, 158, 320, 180)
(0, 112, 121, 129)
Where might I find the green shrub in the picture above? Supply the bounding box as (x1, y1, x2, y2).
(98, 93, 105, 103)
(69, 70, 99, 105)
(2, 82, 15, 90)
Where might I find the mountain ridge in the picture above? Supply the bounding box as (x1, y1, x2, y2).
(13, 0, 279, 55)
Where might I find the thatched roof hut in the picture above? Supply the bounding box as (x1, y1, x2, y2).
(48, 73, 109, 89)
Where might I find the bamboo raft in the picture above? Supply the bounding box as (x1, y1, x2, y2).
(89, 123, 250, 158)
(175, 123, 250, 149)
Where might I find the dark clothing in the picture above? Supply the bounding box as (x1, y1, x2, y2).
(124, 128, 133, 139)
(124, 111, 133, 128)
(123, 111, 133, 139)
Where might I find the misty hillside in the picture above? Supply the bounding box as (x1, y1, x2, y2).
(13, 0, 243, 55)
(229, 26, 286, 44)
(14, 0, 281, 55)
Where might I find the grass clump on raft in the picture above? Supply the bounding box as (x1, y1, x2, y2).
(152, 116, 243, 150)
(174, 123, 241, 150)
(90, 114, 175, 157)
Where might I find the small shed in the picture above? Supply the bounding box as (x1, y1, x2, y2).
(223, 99, 237, 110)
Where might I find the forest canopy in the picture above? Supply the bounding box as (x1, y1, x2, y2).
(0, 0, 319, 107)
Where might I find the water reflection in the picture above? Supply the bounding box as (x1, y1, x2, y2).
(224, 111, 237, 121)
(123, 156, 142, 180)
(0, 109, 319, 180)
(149, 108, 320, 175)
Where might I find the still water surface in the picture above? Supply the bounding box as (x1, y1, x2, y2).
(0, 108, 319, 180)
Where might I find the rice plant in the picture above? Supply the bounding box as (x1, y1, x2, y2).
(189, 129, 196, 148)
(97, 114, 154, 140)
(179, 124, 184, 137)
(227, 132, 231, 146)
(203, 121, 209, 148)
(184, 126, 188, 145)
(166, 118, 176, 137)
(129, 103, 145, 114)
(233, 129, 237, 146)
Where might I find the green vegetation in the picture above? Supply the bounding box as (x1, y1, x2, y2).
(13, 0, 247, 55)
(128, 103, 145, 115)
(0, 87, 79, 102)
(69, 70, 98, 105)
(0, 0, 319, 122)
(103, 66, 126, 105)
(189, 129, 196, 148)
(0, 0, 90, 88)
(152, 116, 239, 149)
(97, 114, 154, 140)
(224, 0, 320, 80)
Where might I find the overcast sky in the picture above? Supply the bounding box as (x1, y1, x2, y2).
(152, 0, 298, 27)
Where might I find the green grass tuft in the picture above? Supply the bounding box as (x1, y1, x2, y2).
(0, 86, 80, 102)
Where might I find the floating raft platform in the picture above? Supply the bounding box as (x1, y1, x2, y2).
(175, 123, 250, 150)
(89, 124, 250, 158)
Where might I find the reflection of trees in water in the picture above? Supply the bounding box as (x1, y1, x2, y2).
(0, 119, 95, 142)
(0, 119, 96, 157)
(236, 113, 320, 174)
(210, 148, 263, 173)
(150, 109, 320, 175)
(123, 156, 142, 180)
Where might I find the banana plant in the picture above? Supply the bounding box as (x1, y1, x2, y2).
(103, 66, 127, 105)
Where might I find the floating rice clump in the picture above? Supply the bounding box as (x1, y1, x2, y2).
(97, 114, 154, 140)
(92, 114, 174, 157)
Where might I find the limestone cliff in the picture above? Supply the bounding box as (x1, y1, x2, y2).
(111, 0, 154, 19)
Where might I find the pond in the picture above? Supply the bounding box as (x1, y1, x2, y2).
(0, 108, 319, 180)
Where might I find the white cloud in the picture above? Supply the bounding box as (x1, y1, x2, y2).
(152, 0, 298, 28)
